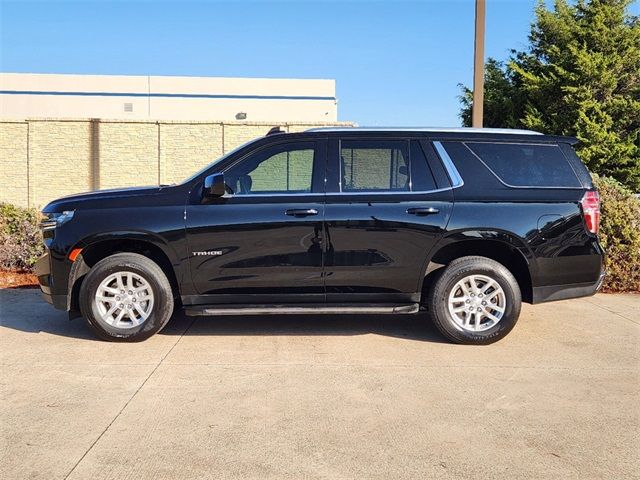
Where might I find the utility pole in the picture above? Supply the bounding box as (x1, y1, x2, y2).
(472, 0, 486, 128)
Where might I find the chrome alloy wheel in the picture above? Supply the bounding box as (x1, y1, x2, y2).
(447, 274, 506, 332)
(94, 272, 154, 329)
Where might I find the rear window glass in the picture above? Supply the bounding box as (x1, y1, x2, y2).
(465, 142, 581, 188)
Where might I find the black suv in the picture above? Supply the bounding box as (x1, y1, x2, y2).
(35, 127, 605, 344)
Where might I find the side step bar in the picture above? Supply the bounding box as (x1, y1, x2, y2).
(185, 303, 420, 317)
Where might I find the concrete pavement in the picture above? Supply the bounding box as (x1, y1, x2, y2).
(1, 288, 639, 479)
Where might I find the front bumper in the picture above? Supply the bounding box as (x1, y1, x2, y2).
(33, 251, 68, 311)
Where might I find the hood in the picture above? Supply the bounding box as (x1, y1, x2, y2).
(42, 185, 177, 213)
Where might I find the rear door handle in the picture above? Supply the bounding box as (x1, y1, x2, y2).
(285, 208, 319, 217)
(407, 207, 440, 216)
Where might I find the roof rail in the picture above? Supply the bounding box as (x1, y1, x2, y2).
(304, 126, 542, 135)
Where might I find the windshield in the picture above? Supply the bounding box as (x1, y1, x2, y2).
(180, 138, 259, 185)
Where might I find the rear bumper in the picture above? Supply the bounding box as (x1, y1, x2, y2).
(532, 270, 605, 304)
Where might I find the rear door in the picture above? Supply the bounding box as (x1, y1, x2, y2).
(323, 136, 454, 303)
(185, 138, 327, 304)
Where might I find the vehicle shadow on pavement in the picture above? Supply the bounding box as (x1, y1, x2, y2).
(163, 310, 448, 344)
(0, 289, 98, 341)
(0, 289, 447, 343)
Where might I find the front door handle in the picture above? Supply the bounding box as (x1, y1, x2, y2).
(407, 207, 440, 216)
(285, 208, 319, 217)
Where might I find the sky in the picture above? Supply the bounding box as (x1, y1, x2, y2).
(1, 0, 638, 126)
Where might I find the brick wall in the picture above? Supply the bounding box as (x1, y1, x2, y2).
(0, 122, 29, 207)
(0, 119, 352, 208)
(98, 122, 158, 190)
(28, 121, 93, 206)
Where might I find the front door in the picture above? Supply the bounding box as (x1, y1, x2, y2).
(185, 139, 326, 304)
(323, 137, 454, 303)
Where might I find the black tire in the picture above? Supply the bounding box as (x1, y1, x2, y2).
(427, 256, 521, 345)
(79, 253, 174, 342)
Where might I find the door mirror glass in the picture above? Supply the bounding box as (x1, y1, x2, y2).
(203, 173, 227, 197)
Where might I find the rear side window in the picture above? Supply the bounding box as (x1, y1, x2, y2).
(340, 140, 409, 192)
(465, 142, 581, 188)
(338, 139, 438, 193)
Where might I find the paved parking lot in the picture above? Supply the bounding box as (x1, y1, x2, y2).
(1, 288, 638, 480)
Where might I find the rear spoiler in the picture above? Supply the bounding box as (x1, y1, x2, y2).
(560, 136, 579, 146)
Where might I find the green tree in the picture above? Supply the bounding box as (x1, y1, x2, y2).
(459, 0, 640, 190)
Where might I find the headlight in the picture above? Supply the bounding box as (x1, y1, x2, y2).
(41, 210, 75, 230)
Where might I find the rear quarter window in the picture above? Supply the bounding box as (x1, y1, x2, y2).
(465, 142, 582, 188)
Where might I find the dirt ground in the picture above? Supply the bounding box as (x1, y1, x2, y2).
(0, 270, 38, 289)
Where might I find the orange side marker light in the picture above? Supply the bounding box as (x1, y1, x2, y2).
(68, 248, 83, 262)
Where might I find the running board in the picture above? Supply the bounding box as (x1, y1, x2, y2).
(185, 303, 419, 316)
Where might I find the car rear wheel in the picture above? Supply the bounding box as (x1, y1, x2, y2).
(79, 253, 174, 342)
(427, 256, 521, 345)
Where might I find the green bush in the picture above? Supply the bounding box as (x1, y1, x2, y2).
(0, 203, 44, 271)
(593, 176, 640, 293)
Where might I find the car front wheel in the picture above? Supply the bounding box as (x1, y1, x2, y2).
(79, 252, 174, 342)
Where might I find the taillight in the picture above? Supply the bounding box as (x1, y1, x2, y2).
(581, 190, 600, 234)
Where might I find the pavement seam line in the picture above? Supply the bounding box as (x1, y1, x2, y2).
(580, 297, 639, 325)
(62, 317, 196, 480)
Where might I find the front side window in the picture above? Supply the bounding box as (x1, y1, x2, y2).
(465, 142, 581, 188)
(340, 140, 409, 192)
(225, 142, 315, 195)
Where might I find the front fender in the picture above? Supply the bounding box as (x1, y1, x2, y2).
(64, 230, 190, 315)
(75, 230, 183, 267)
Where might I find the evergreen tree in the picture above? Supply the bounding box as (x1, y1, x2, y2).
(459, 0, 640, 190)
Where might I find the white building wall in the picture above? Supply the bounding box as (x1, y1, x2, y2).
(0, 73, 338, 122)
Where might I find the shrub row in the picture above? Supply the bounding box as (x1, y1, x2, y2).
(0, 203, 44, 271)
(593, 176, 640, 292)
(1, 179, 638, 292)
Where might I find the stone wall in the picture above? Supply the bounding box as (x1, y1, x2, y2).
(0, 118, 352, 208)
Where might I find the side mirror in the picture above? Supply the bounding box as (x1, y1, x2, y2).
(203, 173, 227, 198)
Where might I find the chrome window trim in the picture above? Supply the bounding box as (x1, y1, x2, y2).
(225, 188, 458, 198)
(462, 142, 584, 190)
(325, 187, 454, 196)
(223, 189, 458, 198)
(223, 188, 456, 198)
(226, 192, 319, 198)
(432, 141, 464, 188)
